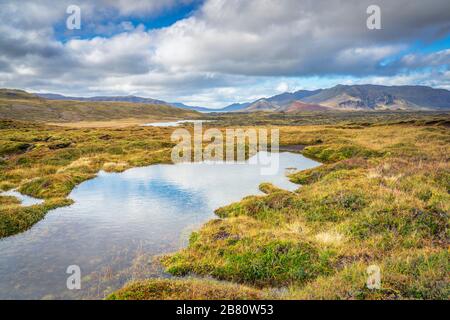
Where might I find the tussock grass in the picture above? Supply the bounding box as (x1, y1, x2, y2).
(291, 249, 449, 300)
(0, 198, 73, 237)
(1, 112, 448, 300)
(107, 278, 268, 300)
(162, 216, 333, 287)
(156, 115, 449, 300)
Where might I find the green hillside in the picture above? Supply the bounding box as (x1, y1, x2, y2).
(0, 89, 200, 122)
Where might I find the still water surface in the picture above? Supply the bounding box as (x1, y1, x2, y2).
(142, 120, 210, 127)
(0, 152, 320, 299)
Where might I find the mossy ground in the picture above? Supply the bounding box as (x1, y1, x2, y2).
(1, 113, 449, 300)
(107, 278, 268, 300)
(157, 116, 449, 300)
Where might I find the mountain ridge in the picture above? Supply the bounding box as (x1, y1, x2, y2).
(5, 84, 450, 114)
(36, 93, 254, 113)
(239, 84, 450, 112)
(36, 93, 213, 113)
(0, 89, 200, 122)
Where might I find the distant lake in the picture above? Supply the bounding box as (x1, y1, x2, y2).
(142, 120, 212, 127)
(0, 152, 320, 299)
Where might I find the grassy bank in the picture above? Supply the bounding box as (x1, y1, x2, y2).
(107, 278, 269, 300)
(120, 114, 449, 300)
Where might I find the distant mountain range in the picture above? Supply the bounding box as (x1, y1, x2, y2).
(36, 93, 212, 113)
(29, 84, 450, 113)
(37, 93, 259, 112)
(236, 85, 450, 112)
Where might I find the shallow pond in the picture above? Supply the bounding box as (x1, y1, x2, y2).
(142, 120, 211, 127)
(0, 152, 320, 299)
(1, 190, 44, 206)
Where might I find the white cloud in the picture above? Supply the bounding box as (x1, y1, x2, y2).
(0, 0, 449, 107)
(276, 82, 289, 93)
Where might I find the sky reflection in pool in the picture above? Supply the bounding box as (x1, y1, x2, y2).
(0, 152, 320, 299)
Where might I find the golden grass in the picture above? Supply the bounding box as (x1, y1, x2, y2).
(49, 118, 180, 128)
(155, 118, 449, 300)
(1, 113, 449, 300)
(107, 278, 268, 300)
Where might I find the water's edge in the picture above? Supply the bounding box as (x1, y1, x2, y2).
(0, 151, 321, 300)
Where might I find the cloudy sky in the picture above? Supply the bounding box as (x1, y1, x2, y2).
(0, 0, 449, 108)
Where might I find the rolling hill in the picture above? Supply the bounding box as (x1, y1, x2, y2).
(37, 93, 212, 113)
(218, 102, 252, 112)
(0, 89, 200, 122)
(37, 93, 249, 113)
(36, 93, 168, 105)
(284, 101, 332, 112)
(2, 85, 450, 120)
